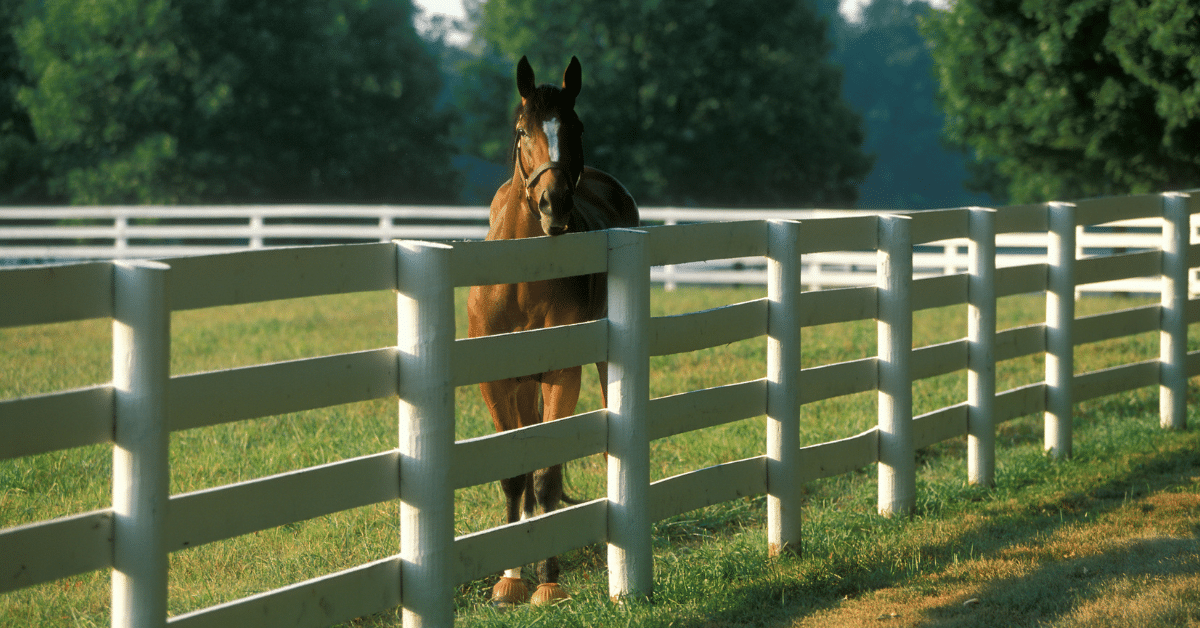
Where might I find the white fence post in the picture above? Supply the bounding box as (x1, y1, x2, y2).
(396, 240, 456, 628)
(111, 260, 172, 628)
(606, 228, 653, 602)
(1160, 192, 1190, 430)
(877, 215, 914, 517)
(1045, 202, 1076, 459)
(766, 220, 803, 555)
(967, 208, 997, 486)
(249, 213, 264, 249)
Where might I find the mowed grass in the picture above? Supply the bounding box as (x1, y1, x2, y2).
(2, 285, 1199, 627)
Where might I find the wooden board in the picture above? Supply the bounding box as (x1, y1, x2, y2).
(800, 286, 876, 327)
(911, 339, 968, 381)
(648, 456, 767, 522)
(647, 379, 768, 442)
(0, 385, 112, 459)
(995, 263, 1048, 297)
(1074, 305, 1159, 346)
(169, 556, 401, 628)
(170, 348, 397, 432)
(1075, 250, 1159, 286)
(798, 215, 879, 254)
(907, 208, 970, 245)
(995, 203, 1048, 234)
(0, 509, 113, 593)
(447, 231, 607, 287)
(797, 428, 878, 483)
(451, 320, 607, 387)
(450, 410, 607, 489)
(649, 299, 767, 356)
(0, 261, 112, 327)
(451, 498, 607, 585)
(643, 221, 768, 266)
(995, 324, 1045, 362)
(166, 451, 399, 552)
(800, 357, 877, 404)
(168, 243, 396, 311)
(913, 403, 969, 450)
(912, 274, 968, 311)
(1074, 194, 1163, 226)
(994, 382, 1046, 424)
(1073, 359, 1158, 402)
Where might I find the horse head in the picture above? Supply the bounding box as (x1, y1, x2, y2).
(513, 56, 584, 236)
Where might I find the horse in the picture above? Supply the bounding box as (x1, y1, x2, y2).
(466, 55, 639, 606)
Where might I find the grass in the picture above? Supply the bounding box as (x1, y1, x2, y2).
(2, 286, 1198, 627)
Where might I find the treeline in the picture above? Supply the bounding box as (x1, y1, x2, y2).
(3, 0, 1194, 208)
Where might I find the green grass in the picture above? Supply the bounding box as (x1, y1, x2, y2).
(2, 286, 1198, 627)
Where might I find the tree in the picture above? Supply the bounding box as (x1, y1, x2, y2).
(0, 0, 46, 204)
(827, 0, 994, 209)
(16, 0, 458, 204)
(459, 0, 873, 208)
(922, 0, 1200, 203)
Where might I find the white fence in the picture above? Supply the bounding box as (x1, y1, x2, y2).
(1, 191, 1198, 628)
(4, 201, 1200, 294)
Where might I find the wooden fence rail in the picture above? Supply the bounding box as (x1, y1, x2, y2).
(4, 201, 1199, 295)
(1, 191, 1198, 627)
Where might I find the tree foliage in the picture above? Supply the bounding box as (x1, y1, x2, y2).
(827, 0, 993, 209)
(0, 0, 44, 203)
(458, 0, 873, 208)
(10, 0, 457, 204)
(922, 0, 1200, 203)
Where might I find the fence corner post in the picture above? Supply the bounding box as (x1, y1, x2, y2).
(395, 240, 456, 628)
(606, 228, 653, 603)
(967, 208, 997, 486)
(766, 219, 803, 555)
(877, 215, 914, 517)
(1160, 192, 1190, 431)
(1045, 202, 1076, 460)
(111, 260, 172, 628)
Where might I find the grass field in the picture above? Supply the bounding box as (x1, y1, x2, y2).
(2, 286, 1198, 627)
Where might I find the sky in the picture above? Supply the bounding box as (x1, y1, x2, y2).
(411, 0, 951, 27)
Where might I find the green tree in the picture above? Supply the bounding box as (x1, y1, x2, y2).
(922, 0, 1200, 203)
(828, 0, 994, 209)
(459, 0, 873, 208)
(16, 0, 458, 204)
(0, 0, 46, 204)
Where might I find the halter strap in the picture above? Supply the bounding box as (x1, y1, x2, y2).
(513, 138, 580, 197)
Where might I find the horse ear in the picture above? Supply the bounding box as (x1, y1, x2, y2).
(562, 56, 581, 107)
(517, 56, 535, 101)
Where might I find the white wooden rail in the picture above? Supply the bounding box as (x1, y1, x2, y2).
(4, 201, 1200, 295)
(1, 191, 1198, 627)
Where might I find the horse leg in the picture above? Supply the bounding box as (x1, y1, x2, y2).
(526, 367, 582, 605)
(483, 378, 539, 606)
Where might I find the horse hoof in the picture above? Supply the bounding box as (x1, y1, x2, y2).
(530, 582, 570, 605)
(491, 577, 529, 607)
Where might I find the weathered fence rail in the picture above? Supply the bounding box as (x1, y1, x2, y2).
(1, 191, 1198, 628)
(3, 202, 1198, 294)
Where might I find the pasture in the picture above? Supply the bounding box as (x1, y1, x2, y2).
(3, 285, 1197, 627)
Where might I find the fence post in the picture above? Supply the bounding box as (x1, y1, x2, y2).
(1045, 202, 1076, 459)
(112, 260, 171, 628)
(1160, 192, 1190, 430)
(877, 215, 914, 517)
(249, 214, 264, 249)
(606, 228, 653, 602)
(767, 220, 803, 555)
(967, 208, 997, 486)
(396, 240, 456, 628)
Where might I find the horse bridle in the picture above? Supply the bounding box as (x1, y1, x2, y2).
(513, 130, 581, 209)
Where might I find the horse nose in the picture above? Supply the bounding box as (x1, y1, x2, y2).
(538, 189, 572, 235)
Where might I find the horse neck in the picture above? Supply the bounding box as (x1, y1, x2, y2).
(490, 175, 544, 240)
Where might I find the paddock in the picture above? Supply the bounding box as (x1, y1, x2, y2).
(1, 191, 1197, 627)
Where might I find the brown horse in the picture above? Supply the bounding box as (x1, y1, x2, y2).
(466, 55, 639, 606)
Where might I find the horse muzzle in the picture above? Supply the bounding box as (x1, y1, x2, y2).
(538, 188, 573, 236)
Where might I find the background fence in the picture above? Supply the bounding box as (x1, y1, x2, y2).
(4, 201, 1200, 294)
(1, 191, 1198, 627)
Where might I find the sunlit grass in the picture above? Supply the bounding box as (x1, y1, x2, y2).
(1, 286, 1196, 627)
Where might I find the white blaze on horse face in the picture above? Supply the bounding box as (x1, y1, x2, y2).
(543, 117, 561, 162)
